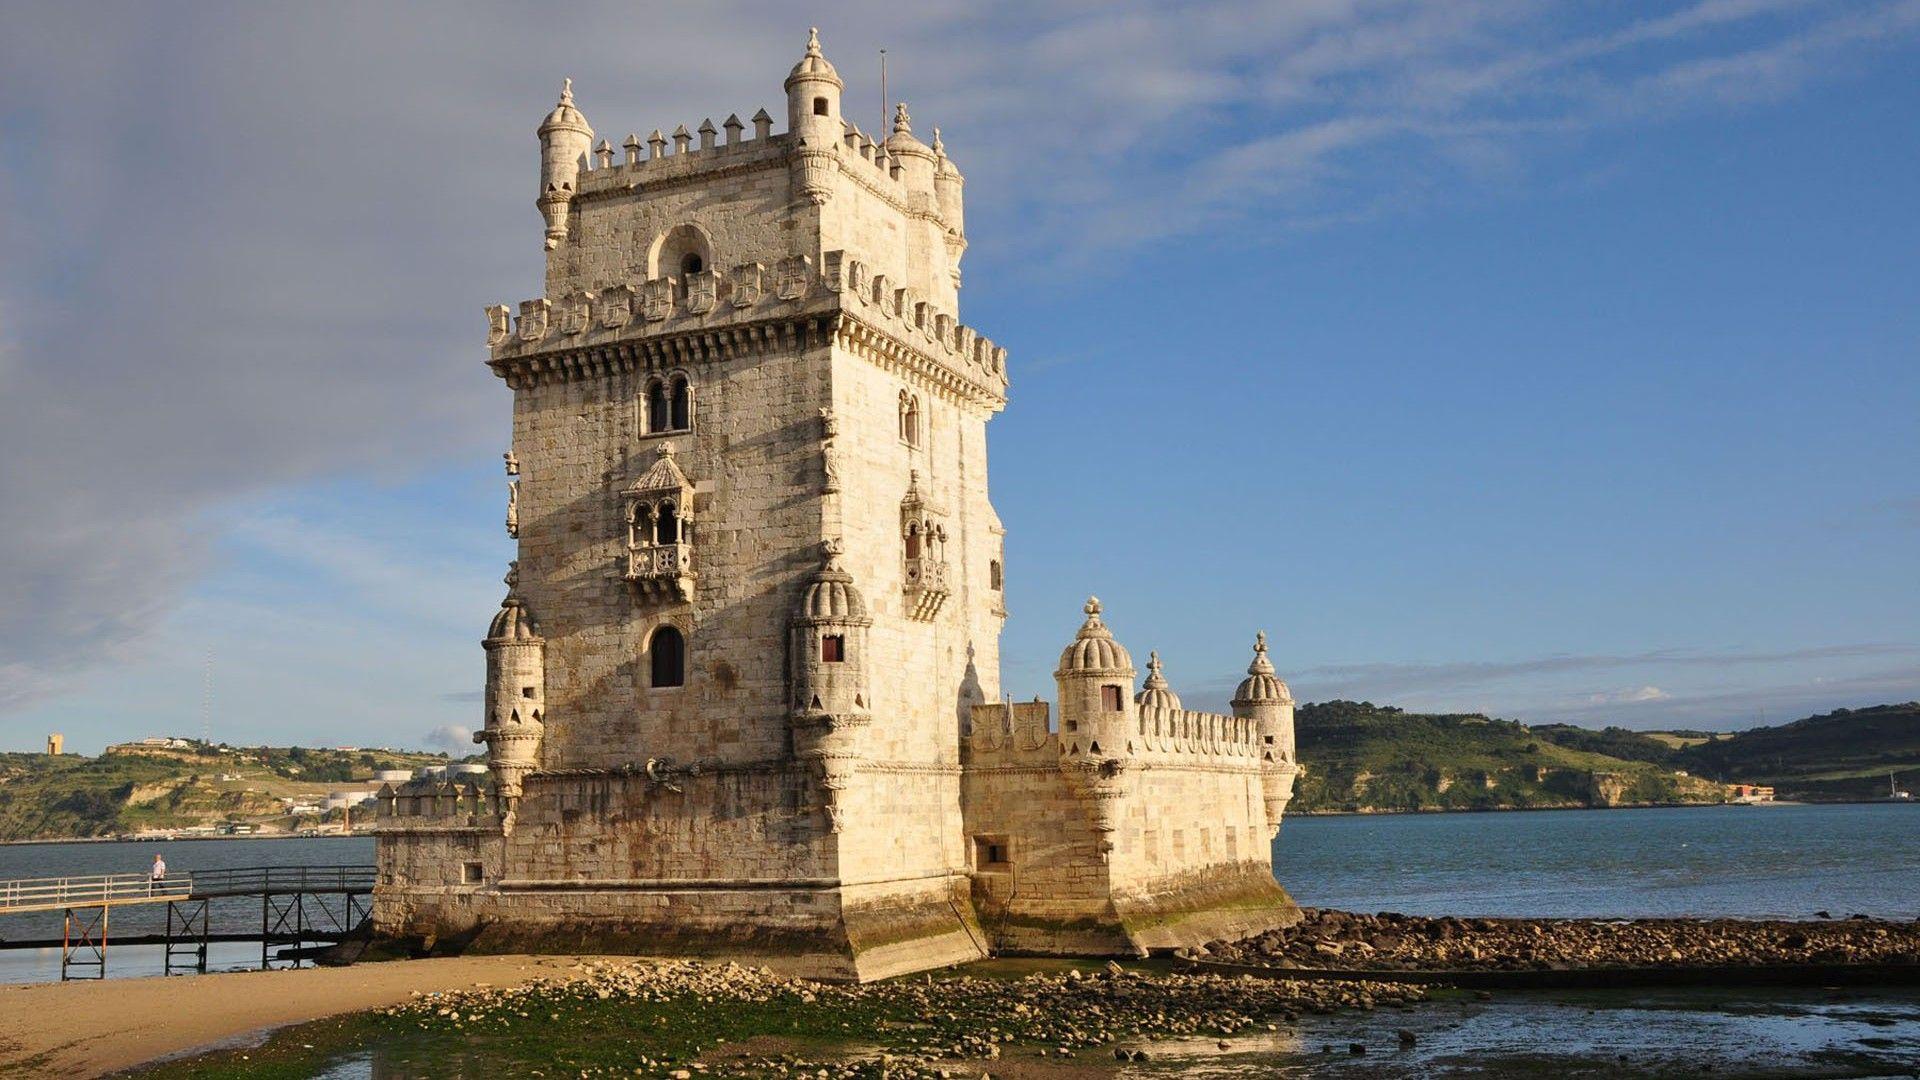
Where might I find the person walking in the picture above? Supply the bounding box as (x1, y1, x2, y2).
(149, 853, 167, 895)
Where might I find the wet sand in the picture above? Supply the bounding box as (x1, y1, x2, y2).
(0, 954, 611, 1078)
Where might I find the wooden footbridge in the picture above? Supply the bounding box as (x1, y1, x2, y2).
(0, 865, 374, 979)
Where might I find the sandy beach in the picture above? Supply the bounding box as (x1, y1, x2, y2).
(0, 954, 610, 1078)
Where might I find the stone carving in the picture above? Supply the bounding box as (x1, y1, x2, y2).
(776, 255, 812, 301)
(486, 304, 511, 346)
(559, 292, 591, 335)
(730, 263, 764, 308)
(641, 277, 672, 322)
(599, 284, 634, 329)
(516, 298, 550, 342)
(504, 451, 520, 539)
(686, 270, 718, 314)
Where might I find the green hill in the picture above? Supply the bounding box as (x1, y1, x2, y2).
(1292, 701, 1727, 813)
(1673, 702, 1920, 801)
(0, 742, 453, 841)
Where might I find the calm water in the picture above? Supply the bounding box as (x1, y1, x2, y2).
(1274, 803, 1920, 919)
(3, 804, 1917, 984)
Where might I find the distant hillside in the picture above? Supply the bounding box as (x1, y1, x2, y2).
(0, 742, 453, 841)
(1673, 703, 1920, 801)
(1292, 701, 1727, 813)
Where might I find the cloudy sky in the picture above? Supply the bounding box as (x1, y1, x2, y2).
(2, 1, 1916, 754)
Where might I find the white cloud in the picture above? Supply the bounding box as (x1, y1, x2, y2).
(424, 725, 475, 756)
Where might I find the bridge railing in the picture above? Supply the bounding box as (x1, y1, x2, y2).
(186, 865, 376, 897)
(0, 872, 194, 913)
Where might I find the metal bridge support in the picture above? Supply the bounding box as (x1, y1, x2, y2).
(164, 898, 210, 975)
(262, 890, 306, 970)
(61, 905, 107, 980)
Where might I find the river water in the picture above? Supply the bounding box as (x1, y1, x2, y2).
(3, 804, 1916, 986)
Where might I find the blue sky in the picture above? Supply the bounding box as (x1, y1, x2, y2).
(2, 2, 1916, 754)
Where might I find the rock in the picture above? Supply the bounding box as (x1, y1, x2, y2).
(1397, 1029, 1417, 1046)
(1349, 1042, 1367, 1055)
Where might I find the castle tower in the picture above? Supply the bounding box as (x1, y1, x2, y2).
(1055, 598, 1138, 852)
(377, 30, 1005, 981)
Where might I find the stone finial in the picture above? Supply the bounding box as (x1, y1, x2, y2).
(698, 118, 717, 151)
(752, 108, 773, 140)
(503, 451, 519, 476)
(672, 124, 692, 153)
(648, 129, 667, 158)
(1147, 651, 1162, 679)
(893, 101, 912, 136)
(658, 440, 676, 460)
(560, 77, 573, 105)
(931, 126, 945, 157)
(623, 133, 641, 164)
(1248, 631, 1275, 675)
(1084, 596, 1101, 618)
(504, 560, 520, 591)
(807, 26, 821, 55)
(723, 113, 744, 144)
(595, 139, 613, 168)
(824, 536, 845, 559)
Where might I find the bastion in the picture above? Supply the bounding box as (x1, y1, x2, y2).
(374, 30, 1302, 981)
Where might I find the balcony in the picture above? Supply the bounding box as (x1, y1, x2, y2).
(903, 556, 948, 621)
(625, 542, 695, 603)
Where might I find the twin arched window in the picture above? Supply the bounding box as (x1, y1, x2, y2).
(646, 375, 692, 434)
(630, 499, 682, 547)
(649, 625, 686, 688)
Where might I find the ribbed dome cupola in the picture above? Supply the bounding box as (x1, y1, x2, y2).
(1135, 651, 1182, 711)
(1056, 597, 1134, 676)
(1231, 631, 1293, 706)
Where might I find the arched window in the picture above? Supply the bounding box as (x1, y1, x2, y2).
(821, 635, 845, 662)
(670, 376, 690, 431)
(905, 522, 921, 559)
(680, 252, 704, 276)
(902, 396, 920, 448)
(989, 560, 1002, 590)
(647, 380, 669, 433)
(655, 501, 679, 545)
(897, 391, 911, 443)
(649, 626, 686, 688)
(630, 505, 652, 549)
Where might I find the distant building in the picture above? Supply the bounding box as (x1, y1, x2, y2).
(45, 733, 62, 755)
(1728, 784, 1776, 803)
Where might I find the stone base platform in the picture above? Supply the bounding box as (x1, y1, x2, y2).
(977, 863, 1300, 958)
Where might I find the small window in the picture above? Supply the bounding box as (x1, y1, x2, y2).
(1101, 685, 1124, 711)
(522, 686, 537, 698)
(821, 635, 845, 663)
(650, 626, 686, 688)
(670, 376, 691, 431)
(647, 380, 669, 433)
(461, 861, 484, 885)
(680, 252, 704, 275)
(989, 559, 1002, 590)
(905, 524, 921, 560)
(973, 835, 1010, 870)
(655, 502, 679, 545)
(812, 97, 829, 117)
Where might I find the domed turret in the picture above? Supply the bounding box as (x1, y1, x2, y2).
(789, 540, 872, 833)
(537, 79, 594, 250)
(1231, 632, 1297, 836)
(932, 126, 966, 258)
(885, 102, 936, 193)
(1135, 651, 1182, 712)
(1232, 631, 1293, 707)
(476, 563, 546, 816)
(785, 28, 843, 205)
(1054, 597, 1138, 856)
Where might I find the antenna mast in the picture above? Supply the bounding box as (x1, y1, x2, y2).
(880, 48, 888, 133)
(201, 649, 214, 745)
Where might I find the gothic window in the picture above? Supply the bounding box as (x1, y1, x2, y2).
(905, 523, 921, 560)
(1101, 685, 1124, 711)
(647, 379, 670, 433)
(670, 376, 691, 431)
(821, 634, 845, 663)
(989, 560, 1003, 590)
(629, 504, 652, 548)
(655, 501, 680, 545)
(649, 626, 686, 688)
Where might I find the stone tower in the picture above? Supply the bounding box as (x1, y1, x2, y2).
(376, 30, 1298, 979)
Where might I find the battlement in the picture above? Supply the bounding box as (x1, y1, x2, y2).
(1133, 705, 1263, 762)
(572, 109, 790, 198)
(485, 249, 1007, 407)
(374, 778, 504, 834)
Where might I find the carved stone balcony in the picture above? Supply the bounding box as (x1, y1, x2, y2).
(626, 542, 695, 603)
(903, 556, 948, 622)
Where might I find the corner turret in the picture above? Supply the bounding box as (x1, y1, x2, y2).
(1231, 631, 1298, 835)
(785, 28, 842, 204)
(475, 563, 546, 822)
(537, 79, 594, 250)
(1054, 597, 1138, 854)
(789, 540, 873, 832)
(885, 103, 937, 194)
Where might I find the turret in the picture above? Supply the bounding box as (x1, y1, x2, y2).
(1231, 631, 1297, 835)
(789, 541, 872, 832)
(785, 28, 842, 205)
(537, 79, 593, 250)
(885, 103, 937, 194)
(1134, 651, 1181, 712)
(1054, 597, 1138, 854)
(932, 127, 966, 236)
(475, 563, 545, 822)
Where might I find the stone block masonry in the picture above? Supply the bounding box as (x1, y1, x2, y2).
(376, 28, 1299, 980)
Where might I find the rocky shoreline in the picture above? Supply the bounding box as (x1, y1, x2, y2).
(1202, 908, 1920, 971)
